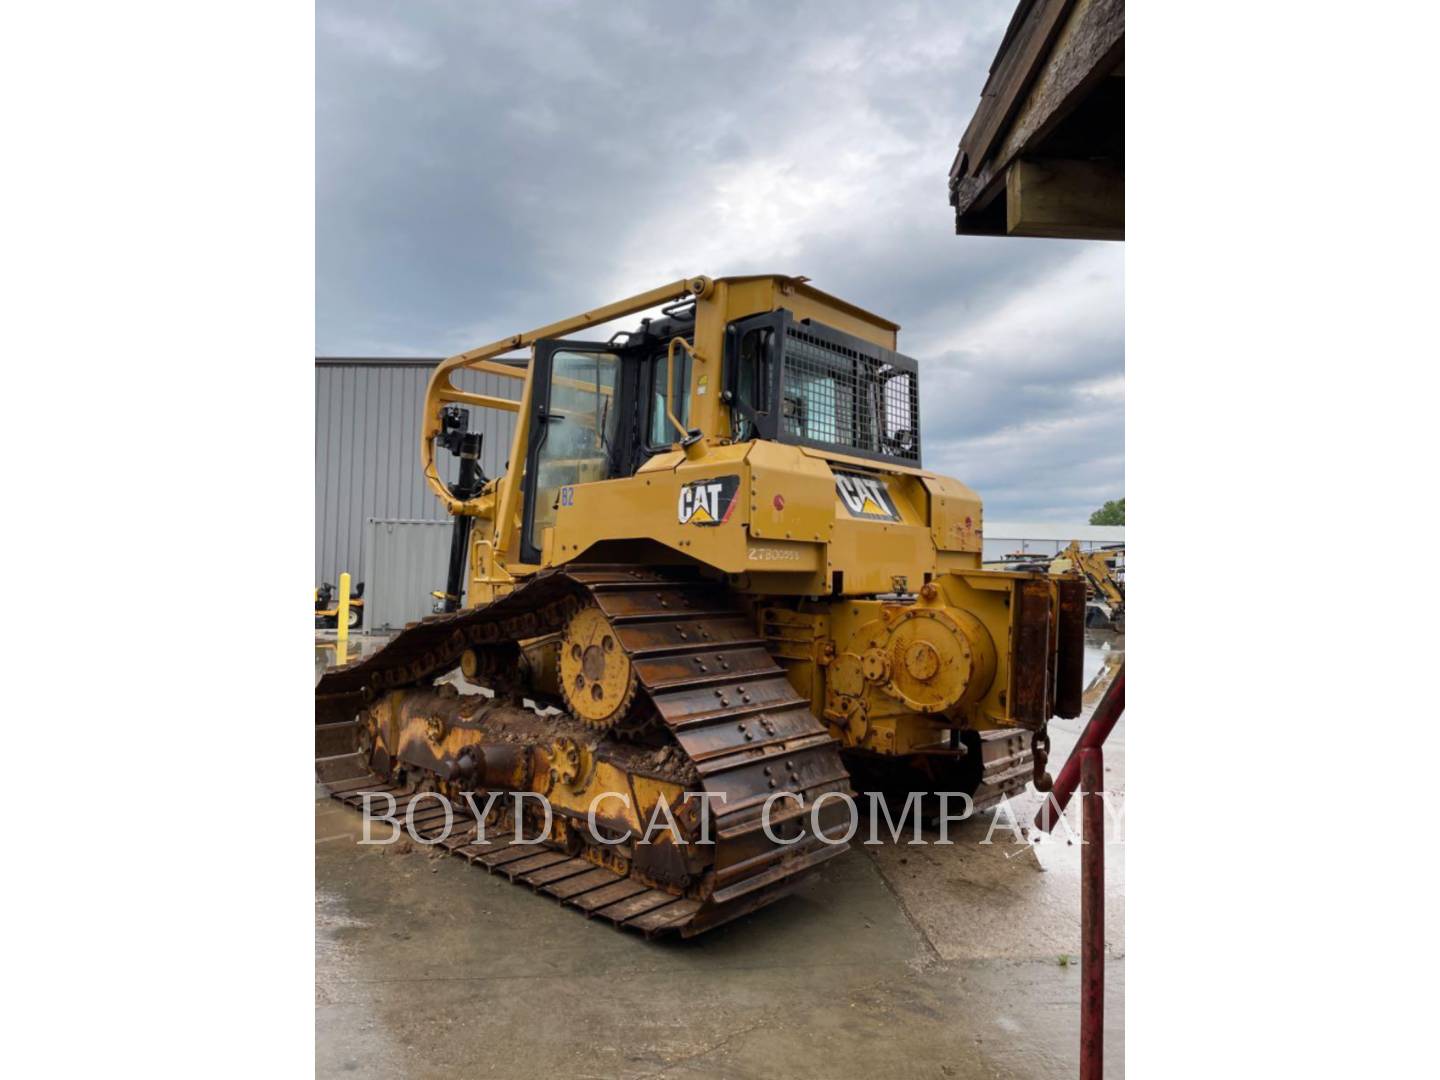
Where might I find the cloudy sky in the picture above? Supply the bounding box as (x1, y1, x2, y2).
(317, 0, 1123, 522)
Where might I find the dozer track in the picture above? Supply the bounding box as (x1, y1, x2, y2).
(316, 565, 853, 937)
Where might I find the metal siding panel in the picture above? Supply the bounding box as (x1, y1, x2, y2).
(343, 370, 361, 584)
(420, 371, 435, 520)
(383, 366, 401, 521)
(342, 371, 357, 583)
(329, 369, 344, 584)
(347, 371, 365, 580)
(364, 519, 454, 630)
(408, 367, 426, 518)
(317, 363, 344, 586)
(315, 367, 330, 583)
(388, 367, 403, 518)
(338, 370, 355, 584)
(371, 367, 388, 523)
(412, 370, 424, 519)
(330, 369, 346, 581)
(361, 366, 382, 583)
(417, 370, 436, 520)
(394, 369, 409, 520)
(321, 368, 344, 585)
(383, 367, 401, 520)
(401, 371, 420, 520)
(350, 368, 368, 585)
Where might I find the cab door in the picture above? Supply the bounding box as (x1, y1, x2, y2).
(519, 340, 625, 564)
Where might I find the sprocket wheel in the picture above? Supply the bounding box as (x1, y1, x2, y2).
(559, 604, 637, 730)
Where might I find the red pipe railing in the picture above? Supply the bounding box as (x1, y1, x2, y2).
(1033, 662, 1124, 1080)
(1080, 748, 1105, 1080)
(1033, 664, 1124, 834)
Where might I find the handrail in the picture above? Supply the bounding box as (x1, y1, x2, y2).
(420, 276, 713, 517)
(1033, 663, 1124, 833)
(1031, 661, 1124, 1080)
(662, 337, 704, 446)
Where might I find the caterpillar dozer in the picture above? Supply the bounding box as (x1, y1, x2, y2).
(316, 274, 1085, 937)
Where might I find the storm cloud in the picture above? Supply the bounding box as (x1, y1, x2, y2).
(317, 0, 1123, 521)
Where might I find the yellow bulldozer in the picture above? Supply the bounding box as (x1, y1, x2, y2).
(316, 274, 1085, 937)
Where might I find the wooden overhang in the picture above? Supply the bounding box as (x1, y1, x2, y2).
(949, 0, 1124, 240)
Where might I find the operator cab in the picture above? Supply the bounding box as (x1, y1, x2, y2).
(519, 307, 696, 562)
(518, 302, 922, 563)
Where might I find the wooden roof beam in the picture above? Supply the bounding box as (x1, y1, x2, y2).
(1006, 157, 1123, 240)
(951, 0, 1124, 238)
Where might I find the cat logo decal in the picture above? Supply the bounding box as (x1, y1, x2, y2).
(834, 472, 901, 522)
(678, 475, 741, 526)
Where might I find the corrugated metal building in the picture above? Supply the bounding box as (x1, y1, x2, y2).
(362, 519, 456, 630)
(982, 522, 1124, 563)
(315, 357, 520, 588)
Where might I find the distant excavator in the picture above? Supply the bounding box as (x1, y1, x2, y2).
(1052, 542, 1124, 630)
(316, 274, 1086, 937)
(988, 542, 1123, 630)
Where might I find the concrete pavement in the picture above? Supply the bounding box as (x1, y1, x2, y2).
(316, 631, 1125, 1079)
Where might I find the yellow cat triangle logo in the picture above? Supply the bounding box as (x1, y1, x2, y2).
(860, 496, 886, 517)
(690, 504, 715, 524)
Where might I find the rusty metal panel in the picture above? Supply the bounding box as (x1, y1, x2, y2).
(1053, 577, 1087, 718)
(1010, 578, 1053, 728)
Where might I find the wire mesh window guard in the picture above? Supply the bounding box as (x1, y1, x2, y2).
(779, 327, 920, 463)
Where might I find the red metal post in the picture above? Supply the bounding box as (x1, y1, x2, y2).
(1080, 748, 1104, 1080)
(1033, 664, 1122, 1077)
(1034, 664, 1124, 833)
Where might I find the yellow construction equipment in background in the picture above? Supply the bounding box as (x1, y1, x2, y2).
(985, 542, 1124, 631)
(316, 274, 1086, 936)
(1051, 542, 1124, 631)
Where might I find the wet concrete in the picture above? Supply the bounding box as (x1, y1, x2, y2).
(316, 632, 1125, 1079)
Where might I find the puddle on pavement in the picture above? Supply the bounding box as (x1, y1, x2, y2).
(1081, 629, 1124, 702)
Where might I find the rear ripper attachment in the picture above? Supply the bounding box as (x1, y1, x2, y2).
(316, 565, 854, 937)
